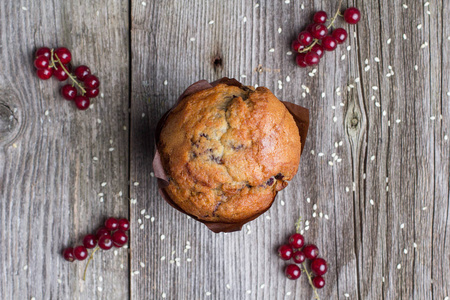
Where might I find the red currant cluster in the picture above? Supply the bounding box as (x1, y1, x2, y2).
(278, 229, 328, 292)
(292, 6, 361, 67)
(62, 218, 129, 279)
(33, 47, 100, 110)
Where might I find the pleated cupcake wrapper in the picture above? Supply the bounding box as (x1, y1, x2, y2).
(152, 78, 310, 233)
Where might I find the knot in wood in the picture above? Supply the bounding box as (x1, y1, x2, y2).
(351, 117, 359, 127)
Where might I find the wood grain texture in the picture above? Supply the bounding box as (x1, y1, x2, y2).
(0, 0, 130, 299)
(1, 0, 449, 299)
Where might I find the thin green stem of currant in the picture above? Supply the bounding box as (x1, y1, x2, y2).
(53, 54, 87, 95)
(83, 246, 100, 281)
(295, 216, 320, 300)
(299, 0, 343, 54)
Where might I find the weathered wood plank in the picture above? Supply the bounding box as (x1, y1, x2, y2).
(130, 0, 360, 298)
(0, 1, 130, 299)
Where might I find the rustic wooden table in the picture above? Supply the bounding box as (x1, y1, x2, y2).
(1, 0, 449, 299)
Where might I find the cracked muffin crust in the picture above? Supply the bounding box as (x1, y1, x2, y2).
(158, 83, 301, 223)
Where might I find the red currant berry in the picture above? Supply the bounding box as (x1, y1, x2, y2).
(311, 257, 328, 275)
(112, 230, 128, 246)
(285, 264, 301, 280)
(83, 234, 98, 249)
(311, 44, 325, 58)
(292, 250, 306, 264)
(54, 47, 72, 64)
(313, 11, 328, 24)
(304, 52, 320, 66)
(75, 96, 90, 110)
(53, 66, 69, 81)
(291, 40, 304, 53)
(332, 28, 348, 44)
(73, 245, 88, 260)
(295, 53, 308, 68)
(312, 276, 326, 289)
(35, 47, 51, 59)
(343, 7, 361, 24)
(297, 31, 313, 46)
(278, 244, 294, 260)
(34, 55, 50, 70)
(36, 68, 53, 80)
(288, 233, 305, 249)
(310, 23, 328, 40)
(62, 248, 75, 262)
(84, 75, 100, 89)
(321, 36, 338, 51)
(61, 84, 77, 101)
(306, 23, 315, 33)
(105, 217, 119, 231)
(85, 88, 99, 98)
(74, 65, 91, 81)
(96, 227, 110, 239)
(118, 219, 130, 231)
(98, 234, 113, 250)
(303, 244, 319, 259)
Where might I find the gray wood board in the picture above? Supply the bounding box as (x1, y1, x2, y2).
(0, 1, 130, 299)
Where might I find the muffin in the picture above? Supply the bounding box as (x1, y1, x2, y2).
(157, 80, 302, 223)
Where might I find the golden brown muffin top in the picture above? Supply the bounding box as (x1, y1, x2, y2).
(158, 83, 301, 222)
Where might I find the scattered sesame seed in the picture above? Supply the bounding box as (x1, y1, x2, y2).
(333, 117, 337, 122)
(260, 284, 265, 289)
(190, 37, 195, 42)
(325, 214, 329, 219)
(255, 3, 259, 8)
(372, 86, 378, 90)
(109, 147, 115, 152)
(424, 2, 429, 6)
(119, 191, 123, 196)
(243, 17, 247, 23)
(240, 74, 247, 78)
(364, 65, 371, 72)
(400, 223, 405, 229)
(57, 279, 62, 284)
(141, 1, 146, 6)
(371, 155, 376, 161)
(387, 38, 391, 44)
(413, 243, 417, 248)
(98, 287, 103, 292)
(281, 200, 285, 206)
(22, 6, 28, 10)
(397, 264, 401, 269)
(313, 204, 317, 210)
(354, 77, 360, 83)
(145, 215, 150, 219)
(403, 34, 407, 40)
(444, 135, 448, 140)
(402, 4, 408, 8)
(422, 206, 427, 210)
(286, 51, 293, 56)
(246, 290, 252, 294)
(286, 292, 292, 296)
(286, 76, 291, 82)
(101, 182, 107, 187)
(187, 258, 192, 262)
(370, 199, 374, 205)
(134, 182, 140, 186)
(140, 209, 146, 214)
(99, 276, 103, 282)
(430, 116, 436, 120)
(266, 215, 271, 220)
(206, 292, 211, 296)
(208, 20, 214, 25)
(301, 3, 304, 9)
(318, 152, 324, 157)
(383, 110, 387, 116)
(285, 0, 290, 3)
(420, 42, 429, 49)
(161, 235, 165, 240)
(404, 249, 408, 254)
(346, 187, 350, 192)
(321, 92, 326, 98)
(312, 212, 317, 218)
(328, 161, 334, 166)
(341, 54, 346, 60)
(162, 293, 166, 298)
(134, 270, 140, 275)
(97, 119, 102, 124)
(161, 256, 166, 261)
(417, 24, 422, 29)
(151, 217, 155, 222)
(307, 198, 311, 203)
(269, 48, 275, 52)
(139, 224, 144, 230)
(347, 45, 351, 51)
(414, 65, 419, 71)
(374, 57, 380, 62)
(396, 119, 401, 123)
(344, 294, 350, 298)
(382, 276, 385, 282)
(278, 27, 282, 33)
(23, 265, 28, 270)
(375, 102, 381, 107)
